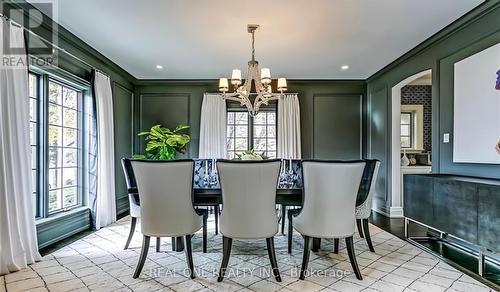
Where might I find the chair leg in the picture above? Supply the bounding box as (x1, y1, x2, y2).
(362, 218, 375, 252)
(133, 236, 150, 278)
(214, 205, 219, 235)
(312, 238, 321, 252)
(287, 210, 293, 254)
(345, 236, 363, 280)
(299, 236, 312, 280)
(184, 235, 196, 279)
(124, 217, 137, 250)
(203, 212, 208, 253)
(334, 238, 339, 254)
(281, 205, 286, 234)
(266, 237, 282, 282)
(217, 236, 233, 282)
(356, 219, 364, 238)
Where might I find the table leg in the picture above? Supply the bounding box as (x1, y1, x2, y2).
(312, 238, 321, 252)
(175, 236, 184, 252)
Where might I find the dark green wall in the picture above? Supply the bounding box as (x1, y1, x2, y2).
(15, 0, 500, 248)
(134, 80, 366, 159)
(366, 1, 500, 215)
(8, 1, 137, 247)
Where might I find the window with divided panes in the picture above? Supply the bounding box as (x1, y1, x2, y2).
(400, 112, 413, 148)
(226, 106, 277, 159)
(29, 71, 86, 217)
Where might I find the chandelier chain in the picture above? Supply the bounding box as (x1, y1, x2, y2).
(251, 30, 255, 63)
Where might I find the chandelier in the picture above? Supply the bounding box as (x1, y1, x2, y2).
(218, 24, 287, 116)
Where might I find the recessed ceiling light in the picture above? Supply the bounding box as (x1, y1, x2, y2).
(341, 65, 349, 70)
(156, 65, 163, 69)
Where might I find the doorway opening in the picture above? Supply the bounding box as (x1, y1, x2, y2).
(389, 70, 432, 217)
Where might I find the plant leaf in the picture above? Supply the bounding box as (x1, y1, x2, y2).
(173, 124, 190, 133)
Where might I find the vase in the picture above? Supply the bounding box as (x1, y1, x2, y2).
(401, 151, 410, 166)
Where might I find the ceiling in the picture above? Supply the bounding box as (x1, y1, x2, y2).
(30, 0, 483, 80)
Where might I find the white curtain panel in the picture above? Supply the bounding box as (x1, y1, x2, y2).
(198, 93, 227, 158)
(93, 71, 116, 230)
(0, 20, 42, 275)
(277, 94, 302, 159)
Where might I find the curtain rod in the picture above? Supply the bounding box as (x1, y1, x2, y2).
(0, 12, 110, 78)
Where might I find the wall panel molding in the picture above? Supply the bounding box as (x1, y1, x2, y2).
(137, 93, 192, 156)
(312, 94, 363, 160)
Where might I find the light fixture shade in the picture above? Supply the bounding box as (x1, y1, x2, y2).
(261, 68, 271, 80)
(231, 69, 242, 81)
(219, 78, 229, 91)
(277, 78, 287, 90)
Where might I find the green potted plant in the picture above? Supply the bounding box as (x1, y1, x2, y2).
(134, 124, 191, 160)
(233, 149, 268, 160)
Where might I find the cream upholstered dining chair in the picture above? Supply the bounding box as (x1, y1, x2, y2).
(130, 159, 205, 279)
(354, 159, 381, 252)
(122, 158, 208, 253)
(293, 160, 366, 280)
(121, 158, 162, 251)
(216, 160, 282, 282)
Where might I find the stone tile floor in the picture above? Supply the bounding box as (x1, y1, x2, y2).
(1, 215, 495, 292)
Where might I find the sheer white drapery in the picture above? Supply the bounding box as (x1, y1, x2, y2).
(0, 19, 42, 275)
(277, 94, 301, 159)
(199, 93, 227, 159)
(93, 71, 116, 230)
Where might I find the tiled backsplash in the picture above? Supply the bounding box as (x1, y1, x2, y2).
(401, 85, 432, 151)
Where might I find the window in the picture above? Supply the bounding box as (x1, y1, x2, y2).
(47, 80, 81, 213)
(252, 111, 276, 158)
(29, 70, 88, 217)
(400, 112, 413, 148)
(29, 73, 40, 217)
(226, 105, 277, 159)
(227, 111, 249, 159)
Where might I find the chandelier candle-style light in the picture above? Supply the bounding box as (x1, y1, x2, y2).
(218, 24, 287, 116)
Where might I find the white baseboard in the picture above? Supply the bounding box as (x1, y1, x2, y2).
(372, 206, 389, 217)
(389, 207, 404, 218)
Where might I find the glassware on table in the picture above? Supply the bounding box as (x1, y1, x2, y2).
(203, 159, 211, 187)
(208, 159, 219, 186)
(279, 159, 296, 188)
(287, 159, 297, 187)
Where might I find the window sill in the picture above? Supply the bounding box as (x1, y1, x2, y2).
(35, 206, 91, 249)
(36, 206, 89, 226)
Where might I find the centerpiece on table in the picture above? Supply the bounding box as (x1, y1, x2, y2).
(133, 124, 190, 160)
(233, 150, 268, 160)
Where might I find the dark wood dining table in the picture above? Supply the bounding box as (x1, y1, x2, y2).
(193, 187, 303, 206)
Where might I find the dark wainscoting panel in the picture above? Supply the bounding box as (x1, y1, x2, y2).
(36, 208, 91, 249)
(368, 86, 389, 213)
(113, 82, 134, 215)
(313, 94, 362, 160)
(138, 93, 191, 158)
